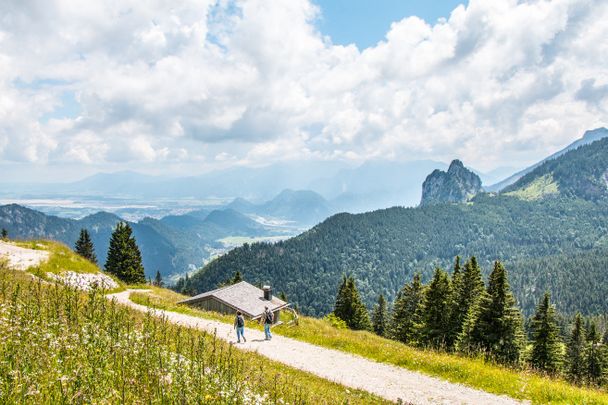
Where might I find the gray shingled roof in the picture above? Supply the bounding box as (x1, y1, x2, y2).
(178, 281, 289, 318)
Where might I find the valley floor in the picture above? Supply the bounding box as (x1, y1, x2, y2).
(108, 289, 523, 405)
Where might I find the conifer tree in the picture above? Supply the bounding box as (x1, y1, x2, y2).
(333, 276, 371, 331)
(530, 292, 562, 373)
(75, 228, 97, 264)
(154, 270, 163, 287)
(464, 261, 524, 364)
(603, 328, 608, 345)
(1, 228, 7, 240)
(279, 291, 288, 301)
(419, 268, 452, 348)
(334, 275, 351, 323)
(585, 321, 605, 386)
(372, 294, 388, 336)
(104, 222, 145, 284)
(566, 313, 586, 385)
(587, 321, 599, 343)
(450, 256, 484, 348)
(390, 273, 424, 344)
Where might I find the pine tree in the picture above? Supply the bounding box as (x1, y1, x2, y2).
(372, 294, 387, 336)
(566, 313, 586, 385)
(587, 321, 599, 343)
(450, 256, 485, 348)
(154, 270, 163, 287)
(530, 292, 562, 373)
(74, 228, 97, 264)
(464, 261, 524, 364)
(333, 276, 371, 331)
(585, 321, 605, 386)
(334, 275, 351, 323)
(419, 268, 452, 348)
(104, 222, 145, 284)
(1, 228, 7, 240)
(390, 273, 424, 344)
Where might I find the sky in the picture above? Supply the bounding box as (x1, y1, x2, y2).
(1, 0, 607, 182)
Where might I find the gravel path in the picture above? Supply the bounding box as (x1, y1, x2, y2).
(108, 290, 526, 405)
(0, 241, 49, 270)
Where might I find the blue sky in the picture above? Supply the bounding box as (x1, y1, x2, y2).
(315, 0, 467, 49)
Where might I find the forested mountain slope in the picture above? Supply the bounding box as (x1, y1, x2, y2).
(184, 138, 608, 317)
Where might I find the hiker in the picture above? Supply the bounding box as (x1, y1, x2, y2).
(261, 306, 274, 340)
(234, 310, 246, 343)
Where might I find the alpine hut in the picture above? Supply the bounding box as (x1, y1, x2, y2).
(178, 281, 290, 323)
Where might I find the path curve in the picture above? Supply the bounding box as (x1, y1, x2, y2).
(108, 290, 525, 405)
(0, 241, 49, 270)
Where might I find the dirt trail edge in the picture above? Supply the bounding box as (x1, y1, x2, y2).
(108, 290, 526, 405)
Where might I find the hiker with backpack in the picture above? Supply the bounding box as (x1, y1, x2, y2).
(234, 310, 246, 343)
(261, 306, 274, 340)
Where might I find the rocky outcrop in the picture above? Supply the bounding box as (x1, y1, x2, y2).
(420, 160, 482, 206)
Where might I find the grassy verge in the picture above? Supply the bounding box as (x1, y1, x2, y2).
(131, 288, 608, 404)
(0, 264, 386, 404)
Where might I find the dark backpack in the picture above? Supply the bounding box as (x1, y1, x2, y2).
(236, 315, 244, 327)
(265, 310, 274, 324)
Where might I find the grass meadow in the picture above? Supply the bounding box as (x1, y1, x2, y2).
(131, 287, 608, 404)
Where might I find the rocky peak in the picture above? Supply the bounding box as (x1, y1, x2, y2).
(420, 159, 482, 206)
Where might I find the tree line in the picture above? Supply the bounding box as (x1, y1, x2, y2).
(333, 256, 608, 387)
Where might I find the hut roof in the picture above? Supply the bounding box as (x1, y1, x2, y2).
(178, 281, 289, 319)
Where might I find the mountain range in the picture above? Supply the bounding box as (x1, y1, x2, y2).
(181, 131, 608, 317)
(486, 127, 608, 192)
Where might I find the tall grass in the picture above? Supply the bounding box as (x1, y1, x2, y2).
(0, 265, 386, 404)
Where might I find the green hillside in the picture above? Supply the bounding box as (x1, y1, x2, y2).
(0, 246, 385, 404)
(182, 138, 608, 317)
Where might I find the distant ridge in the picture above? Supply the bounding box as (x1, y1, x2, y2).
(488, 127, 608, 192)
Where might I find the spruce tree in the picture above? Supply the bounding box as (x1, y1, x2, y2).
(333, 276, 371, 331)
(74, 228, 97, 264)
(450, 256, 484, 348)
(279, 291, 288, 301)
(419, 268, 452, 348)
(465, 261, 524, 364)
(1, 228, 7, 240)
(105, 222, 146, 284)
(566, 313, 586, 385)
(333, 275, 351, 323)
(530, 292, 562, 373)
(154, 270, 163, 287)
(372, 294, 388, 337)
(390, 273, 424, 344)
(585, 321, 605, 386)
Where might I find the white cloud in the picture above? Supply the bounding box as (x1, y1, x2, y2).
(0, 0, 607, 174)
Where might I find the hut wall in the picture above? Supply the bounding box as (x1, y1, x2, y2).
(194, 298, 237, 316)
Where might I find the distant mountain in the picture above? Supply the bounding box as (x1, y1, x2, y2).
(0, 204, 176, 277)
(503, 135, 608, 201)
(0, 204, 280, 279)
(224, 189, 332, 226)
(0, 159, 449, 214)
(488, 127, 608, 192)
(182, 134, 608, 317)
(420, 160, 482, 206)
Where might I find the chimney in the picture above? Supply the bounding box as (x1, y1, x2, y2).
(263, 285, 272, 300)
